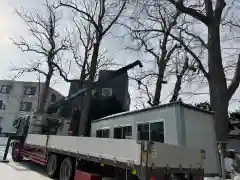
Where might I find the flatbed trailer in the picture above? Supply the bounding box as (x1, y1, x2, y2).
(11, 133, 204, 180)
(9, 61, 206, 180)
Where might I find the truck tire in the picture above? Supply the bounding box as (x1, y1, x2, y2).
(46, 154, 60, 178)
(12, 143, 23, 162)
(59, 157, 75, 180)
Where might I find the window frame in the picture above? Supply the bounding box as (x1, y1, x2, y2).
(96, 129, 102, 138)
(113, 126, 122, 139)
(102, 129, 110, 138)
(113, 124, 133, 139)
(149, 121, 165, 143)
(122, 126, 132, 139)
(24, 86, 36, 95)
(20, 102, 33, 112)
(137, 122, 150, 141)
(0, 117, 3, 126)
(0, 100, 6, 110)
(136, 120, 165, 143)
(0, 85, 12, 94)
(102, 88, 113, 97)
(96, 127, 110, 138)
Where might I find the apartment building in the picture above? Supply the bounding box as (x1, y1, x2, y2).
(0, 80, 64, 132)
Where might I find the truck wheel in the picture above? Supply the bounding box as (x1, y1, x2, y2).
(46, 154, 59, 178)
(59, 157, 75, 180)
(12, 143, 23, 162)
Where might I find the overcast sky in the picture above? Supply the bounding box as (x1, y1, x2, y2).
(0, 0, 141, 103)
(1, 0, 240, 111)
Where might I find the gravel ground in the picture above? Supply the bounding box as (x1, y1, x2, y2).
(0, 137, 51, 180)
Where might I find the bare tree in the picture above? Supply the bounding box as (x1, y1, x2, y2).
(54, 37, 115, 84)
(52, 18, 111, 84)
(131, 0, 240, 141)
(58, 0, 127, 136)
(162, 0, 240, 141)
(126, 1, 183, 106)
(168, 41, 202, 103)
(11, 0, 68, 114)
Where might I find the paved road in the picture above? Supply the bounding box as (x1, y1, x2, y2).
(0, 137, 51, 180)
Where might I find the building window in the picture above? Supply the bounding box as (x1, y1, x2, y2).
(0, 85, 12, 94)
(114, 126, 132, 139)
(137, 123, 149, 141)
(0, 117, 2, 132)
(114, 127, 122, 139)
(150, 122, 164, 143)
(0, 100, 6, 110)
(137, 121, 164, 143)
(92, 89, 98, 97)
(20, 102, 32, 112)
(0, 117, 3, 125)
(102, 88, 112, 97)
(96, 129, 102, 138)
(96, 129, 110, 138)
(102, 129, 110, 138)
(123, 126, 132, 139)
(24, 87, 36, 95)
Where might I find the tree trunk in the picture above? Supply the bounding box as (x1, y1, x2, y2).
(78, 39, 101, 136)
(152, 61, 166, 106)
(170, 75, 182, 103)
(170, 58, 189, 103)
(38, 70, 53, 114)
(208, 23, 229, 141)
(76, 49, 89, 114)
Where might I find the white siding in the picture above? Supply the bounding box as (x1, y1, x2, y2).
(91, 106, 179, 145)
(91, 104, 220, 176)
(91, 114, 134, 138)
(183, 108, 220, 175)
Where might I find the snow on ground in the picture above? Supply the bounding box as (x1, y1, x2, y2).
(0, 137, 51, 180)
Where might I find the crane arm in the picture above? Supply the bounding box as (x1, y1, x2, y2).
(46, 60, 143, 114)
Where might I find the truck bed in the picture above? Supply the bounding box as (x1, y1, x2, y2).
(24, 134, 203, 169)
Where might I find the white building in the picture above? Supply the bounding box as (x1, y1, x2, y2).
(90, 102, 221, 176)
(0, 80, 64, 132)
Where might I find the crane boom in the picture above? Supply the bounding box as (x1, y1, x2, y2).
(46, 60, 143, 114)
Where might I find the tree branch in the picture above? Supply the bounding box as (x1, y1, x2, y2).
(178, 27, 208, 49)
(165, 44, 180, 62)
(134, 28, 209, 80)
(227, 54, 240, 100)
(11, 64, 48, 77)
(204, 0, 213, 17)
(102, 0, 127, 36)
(167, 0, 210, 25)
(214, 0, 226, 20)
(58, 1, 99, 32)
(52, 62, 77, 82)
(170, 56, 189, 102)
(12, 38, 48, 56)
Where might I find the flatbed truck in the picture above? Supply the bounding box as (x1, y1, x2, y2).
(9, 61, 206, 180)
(11, 127, 204, 180)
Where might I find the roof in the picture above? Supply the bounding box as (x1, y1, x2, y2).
(0, 79, 65, 97)
(91, 101, 214, 123)
(0, 79, 46, 86)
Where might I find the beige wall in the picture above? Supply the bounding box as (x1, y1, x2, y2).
(0, 80, 64, 132)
